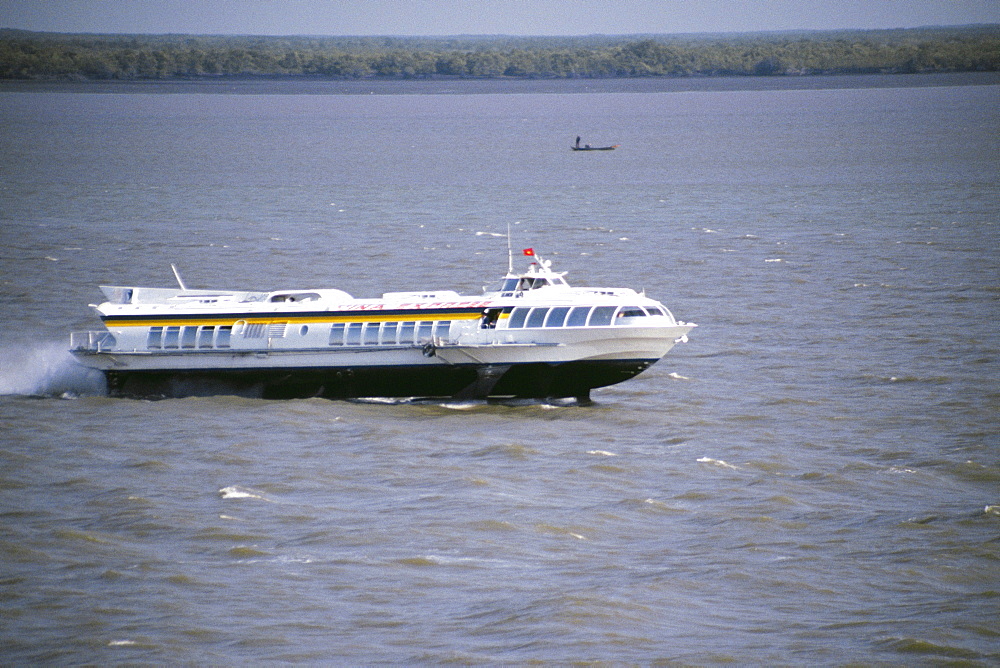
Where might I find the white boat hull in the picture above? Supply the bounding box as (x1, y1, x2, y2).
(71, 324, 694, 401)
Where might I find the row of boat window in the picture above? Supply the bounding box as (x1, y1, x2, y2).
(144, 306, 662, 350)
(145, 321, 454, 349)
(148, 325, 233, 349)
(506, 304, 666, 329)
(330, 321, 452, 346)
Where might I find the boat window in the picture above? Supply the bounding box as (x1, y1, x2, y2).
(299, 325, 309, 336)
(345, 323, 363, 345)
(147, 326, 163, 349)
(502, 278, 519, 292)
(519, 277, 551, 291)
(507, 308, 529, 328)
(481, 309, 501, 329)
(433, 321, 452, 341)
(329, 322, 346, 345)
(399, 321, 415, 344)
(645, 305, 666, 316)
(197, 326, 215, 348)
(362, 323, 380, 345)
(615, 307, 648, 323)
(416, 321, 434, 342)
(216, 325, 232, 348)
(566, 306, 591, 327)
(526, 308, 548, 328)
(381, 322, 399, 345)
(544, 307, 570, 327)
(181, 326, 198, 348)
(524, 308, 549, 327)
(588, 306, 617, 327)
(270, 292, 320, 302)
(163, 326, 181, 349)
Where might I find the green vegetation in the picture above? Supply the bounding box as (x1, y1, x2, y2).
(1, 26, 998, 80)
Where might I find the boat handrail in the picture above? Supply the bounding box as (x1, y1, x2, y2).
(70, 330, 116, 352)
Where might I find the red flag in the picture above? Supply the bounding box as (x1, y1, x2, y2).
(523, 248, 535, 256)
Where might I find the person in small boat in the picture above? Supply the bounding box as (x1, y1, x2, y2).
(575, 136, 581, 148)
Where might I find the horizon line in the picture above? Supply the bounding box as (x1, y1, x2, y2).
(3, 23, 998, 40)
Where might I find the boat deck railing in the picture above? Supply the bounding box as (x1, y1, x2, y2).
(70, 331, 116, 352)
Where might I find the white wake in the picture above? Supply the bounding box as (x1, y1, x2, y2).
(0, 340, 106, 397)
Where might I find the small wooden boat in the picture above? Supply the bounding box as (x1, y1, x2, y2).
(571, 144, 618, 151)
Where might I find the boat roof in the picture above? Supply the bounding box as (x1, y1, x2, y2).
(94, 250, 648, 310)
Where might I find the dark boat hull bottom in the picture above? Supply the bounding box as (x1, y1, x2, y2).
(105, 359, 657, 401)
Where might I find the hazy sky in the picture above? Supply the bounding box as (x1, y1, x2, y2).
(1, 0, 997, 36)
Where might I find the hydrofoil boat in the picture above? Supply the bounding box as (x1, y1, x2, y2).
(70, 249, 696, 401)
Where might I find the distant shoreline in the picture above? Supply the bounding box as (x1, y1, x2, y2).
(1, 71, 997, 95)
(2, 26, 997, 82)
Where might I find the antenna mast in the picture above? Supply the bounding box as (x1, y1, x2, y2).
(171, 264, 188, 291)
(507, 222, 514, 273)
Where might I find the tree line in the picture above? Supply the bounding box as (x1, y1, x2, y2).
(1, 26, 997, 80)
